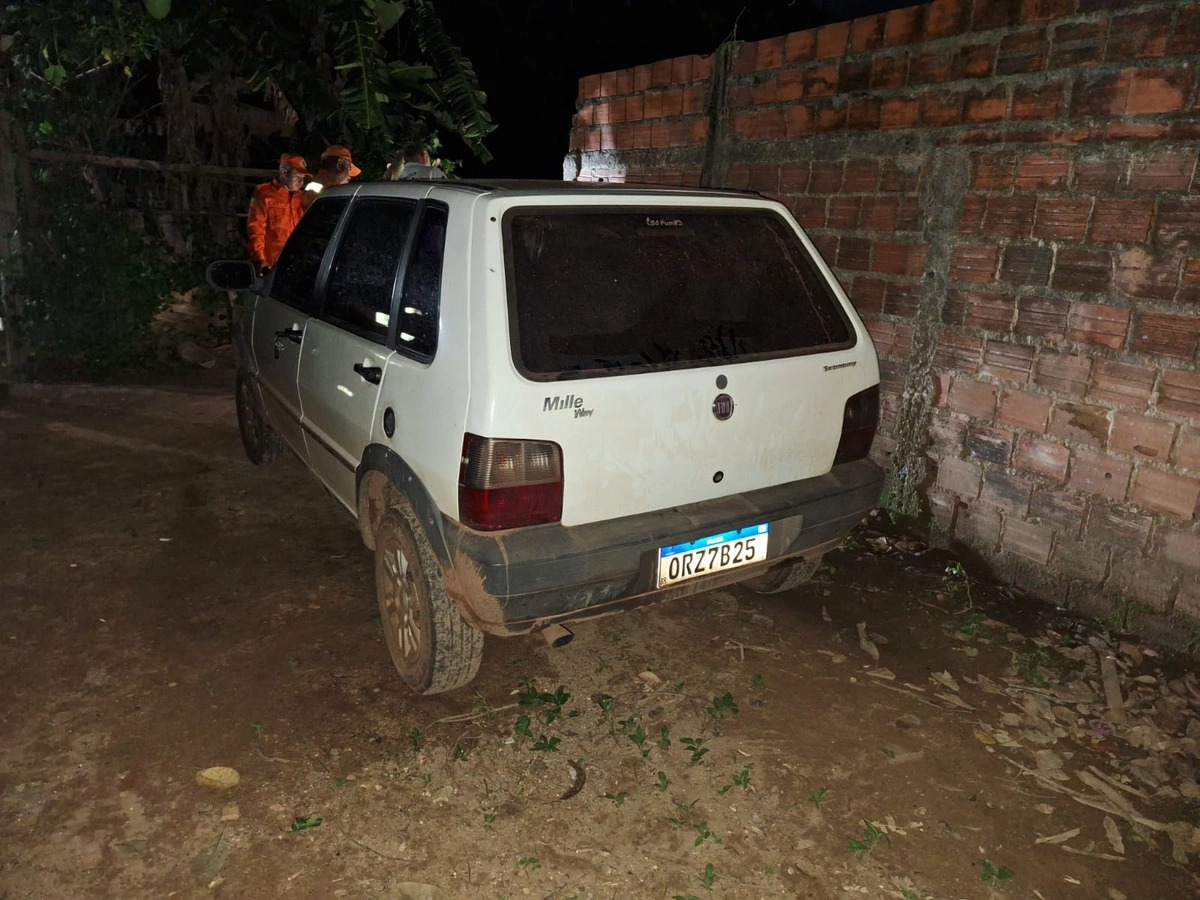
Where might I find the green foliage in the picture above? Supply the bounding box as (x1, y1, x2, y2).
(680, 737, 709, 767)
(848, 821, 888, 858)
(980, 860, 1013, 882)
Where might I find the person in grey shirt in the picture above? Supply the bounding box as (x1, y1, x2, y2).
(385, 143, 447, 180)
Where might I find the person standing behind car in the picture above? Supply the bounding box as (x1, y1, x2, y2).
(384, 143, 446, 181)
(246, 152, 308, 276)
(302, 144, 361, 210)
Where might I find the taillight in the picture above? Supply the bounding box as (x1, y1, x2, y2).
(833, 385, 879, 465)
(459, 433, 564, 531)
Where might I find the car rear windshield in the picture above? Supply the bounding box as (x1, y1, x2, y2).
(504, 207, 854, 379)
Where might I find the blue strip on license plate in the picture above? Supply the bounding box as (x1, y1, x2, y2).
(657, 523, 770, 588)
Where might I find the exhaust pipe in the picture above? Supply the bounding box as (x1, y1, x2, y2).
(540, 623, 574, 648)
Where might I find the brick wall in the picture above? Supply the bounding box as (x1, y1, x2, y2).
(566, 0, 1200, 644)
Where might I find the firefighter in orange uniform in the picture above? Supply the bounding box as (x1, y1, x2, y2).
(247, 153, 308, 275)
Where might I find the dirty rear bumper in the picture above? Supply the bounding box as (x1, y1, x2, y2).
(442, 459, 884, 634)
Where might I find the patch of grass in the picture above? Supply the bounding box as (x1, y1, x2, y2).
(809, 787, 828, 808)
(249, 722, 264, 735)
(483, 812, 496, 826)
(603, 791, 627, 805)
(1013, 647, 1053, 687)
(518, 856, 541, 871)
(333, 777, 350, 790)
(409, 727, 425, 753)
(980, 860, 1013, 883)
(517, 679, 571, 725)
(658, 725, 672, 751)
(750, 673, 764, 690)
(848, 821, 888, 858)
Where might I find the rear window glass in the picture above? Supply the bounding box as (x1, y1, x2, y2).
(504, 208, 853, 379)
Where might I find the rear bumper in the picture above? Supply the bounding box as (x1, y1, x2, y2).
(441, 459, 884, 634)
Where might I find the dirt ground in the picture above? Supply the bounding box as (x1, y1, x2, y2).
(1, 370, 1198, 900)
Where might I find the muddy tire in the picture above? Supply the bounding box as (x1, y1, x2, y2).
(375, 507, 484, 694)
(740, 554, 822, 595)
(235, 372, 286, 465)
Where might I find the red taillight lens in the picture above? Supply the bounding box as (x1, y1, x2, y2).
(458, 433, 564, 531)
(834, 385, 879, 465)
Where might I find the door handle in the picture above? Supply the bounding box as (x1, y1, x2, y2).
(275, 326, 303, 344)
(354, 363, 383, 385)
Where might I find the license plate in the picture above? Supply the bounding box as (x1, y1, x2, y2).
(657, 524, 770, 588)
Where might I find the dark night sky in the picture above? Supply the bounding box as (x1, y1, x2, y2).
(436, 0, 911, 178)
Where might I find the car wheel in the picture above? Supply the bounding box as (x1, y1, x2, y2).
(235, 372, 286, 465)
(375, 507, 484, 694)
(740, 554, 822, 595)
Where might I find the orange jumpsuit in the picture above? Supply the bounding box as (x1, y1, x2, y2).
(247, 180, 305, 270)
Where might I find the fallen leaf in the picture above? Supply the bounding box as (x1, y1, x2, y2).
(857, 622, 880, 664)
(930, 670, 960, 692)
(1035, 827, 1080, 844)
(1103, 816, 1125, 855)
(195, 767, 240, 790)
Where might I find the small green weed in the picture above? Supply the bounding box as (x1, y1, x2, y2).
(1013, 648, 1053, 687)
(706, 693, 739, 734)
(518, 679, 571, 725)
(809, 787, 828, 808)
(518, 856, 541, 870)
(848, 821, 888, 858)
(249, 722, 264, 735)
(603, 791, 627, 805)
(333, 777, 349, 790)
(700, 862, 716, 890)
(680, 737, 709, 767)
(750, 673, 764, 690)
(483, 812, 496, 826)
(658, 725, 672, 751)
(290, 815, 322, 832)
(655, 771, 670, 791)
(980, 860, 1013, 883)
(410, 728, 425, 753)
(628, 725, 649, 757)
(531, 734, 561, 752)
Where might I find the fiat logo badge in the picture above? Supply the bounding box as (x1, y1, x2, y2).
(712, 393, 734, 420)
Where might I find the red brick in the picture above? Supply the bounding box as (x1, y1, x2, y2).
(1051, 249, 1112, 295)
(997, 29, 1049, 75)
(805, 64, 841, 97)
(967, 424, 1015, 465)
(1125, 67, 1191, 115)
(1105, 120, 1172, 141)
(1116, 247, 1181, 302)
(839, 60, 872, 93)
(972, 0, 1023, 31)
(755, 37, 785, 72)
(920, 91, 966, 126)
(866, 319, 914, 359)
(952, 41, 997, 79)
(1132, 468, 1200, 521)
(1034, 351, 1092, 397)
(785, 28, 817, 63)
(1054, 538, 1111, 584)
(1156, 199, 1200, 250)
(1159, 369, 1200, 420)
(1050, 21, 1107, 68)
(1161, 529, 1200, 571)
(935, 333, 985, 373)
(999, 245, 1053, 286)
(1031, 488, 1087, 534)
(944, 289, 1015, 331)
(957, 196, 986, 234)
(999, 389, 1052, 432)
(1106, 9, 1172, 61)
(1090, 199, 1153, 243)
(1032, 197, 1092, 241)
(580, 74, 602, 100)
(837, 236, 872, 271)
(1015, 436, 1070, 482)
(1085, 505, 1154, 551)
(1070, 70, 1130, 118)
(1177, 425, 1200, 471)
(660, 88, 684, 117)
(1050, 401, 1110, 448)
(788, 195, 824, 229)
(1087, 359, 1156, 409)
(1131, 311, 1200, 361)
(848, 96, 882, 130)
(1110, 412, 1176, 462)
(1129, 152, 1198, 192)
(957, 504, 1003, 551)
(815, 20, 850, 58)
(811, 234, 839, 264)
(809, 160, 844, 193)
(1075, 158, 1127, 193)
(982, 341, 1034, 382)
(848, 276, 886, 314)
(950, 244, 1000, 283)
(965, 86, 1010, 123)
(1169, 5, 1200, 55)
(1003, 517, 1054, 564)
(948, 379, 1000, 418)
(1069, 447, 1131, 501)
(1016, 295, 1069, 338)
(861, 197, 900, 231)
(651, 58, 674, 88)
(1066, 302, 1129, 350)
(1023, 0, 1076, 22)
(884, 281, 921, 318)
(929, 410, 968, 453)
(983, 470, 1034, 515)
(871, 54, 909, 89)
(828, 197, 862, 232)
(982, 196, 1035, 238)
(785, 104, 816, 138)
(937, 456, 983, 499)
(871, 240, 927, 276)
(1183, 257, 1200, 305)
(881, 97, 920, 130)
(885, 5, 925, 46)
(747, 162, 780, 193)
(1012, 82, 1065, 120)
(850, 13, 887, 52)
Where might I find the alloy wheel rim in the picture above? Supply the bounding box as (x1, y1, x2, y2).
(382, 543, 421, 659)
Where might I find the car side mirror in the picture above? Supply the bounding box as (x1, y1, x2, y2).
(205, 259, 260, 292)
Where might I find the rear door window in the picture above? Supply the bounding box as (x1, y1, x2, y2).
(395, 203, 447, 361)
(503, 208, 853, 379)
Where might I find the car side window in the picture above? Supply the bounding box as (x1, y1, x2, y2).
(324, 200, 417, 340)
(269, 197, 348, 315)
(396, 204, 447, 360)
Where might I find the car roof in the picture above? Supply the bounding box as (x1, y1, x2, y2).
(331, 179, 757, 201)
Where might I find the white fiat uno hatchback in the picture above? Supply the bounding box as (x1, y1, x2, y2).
(209, 180, 883, 694)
